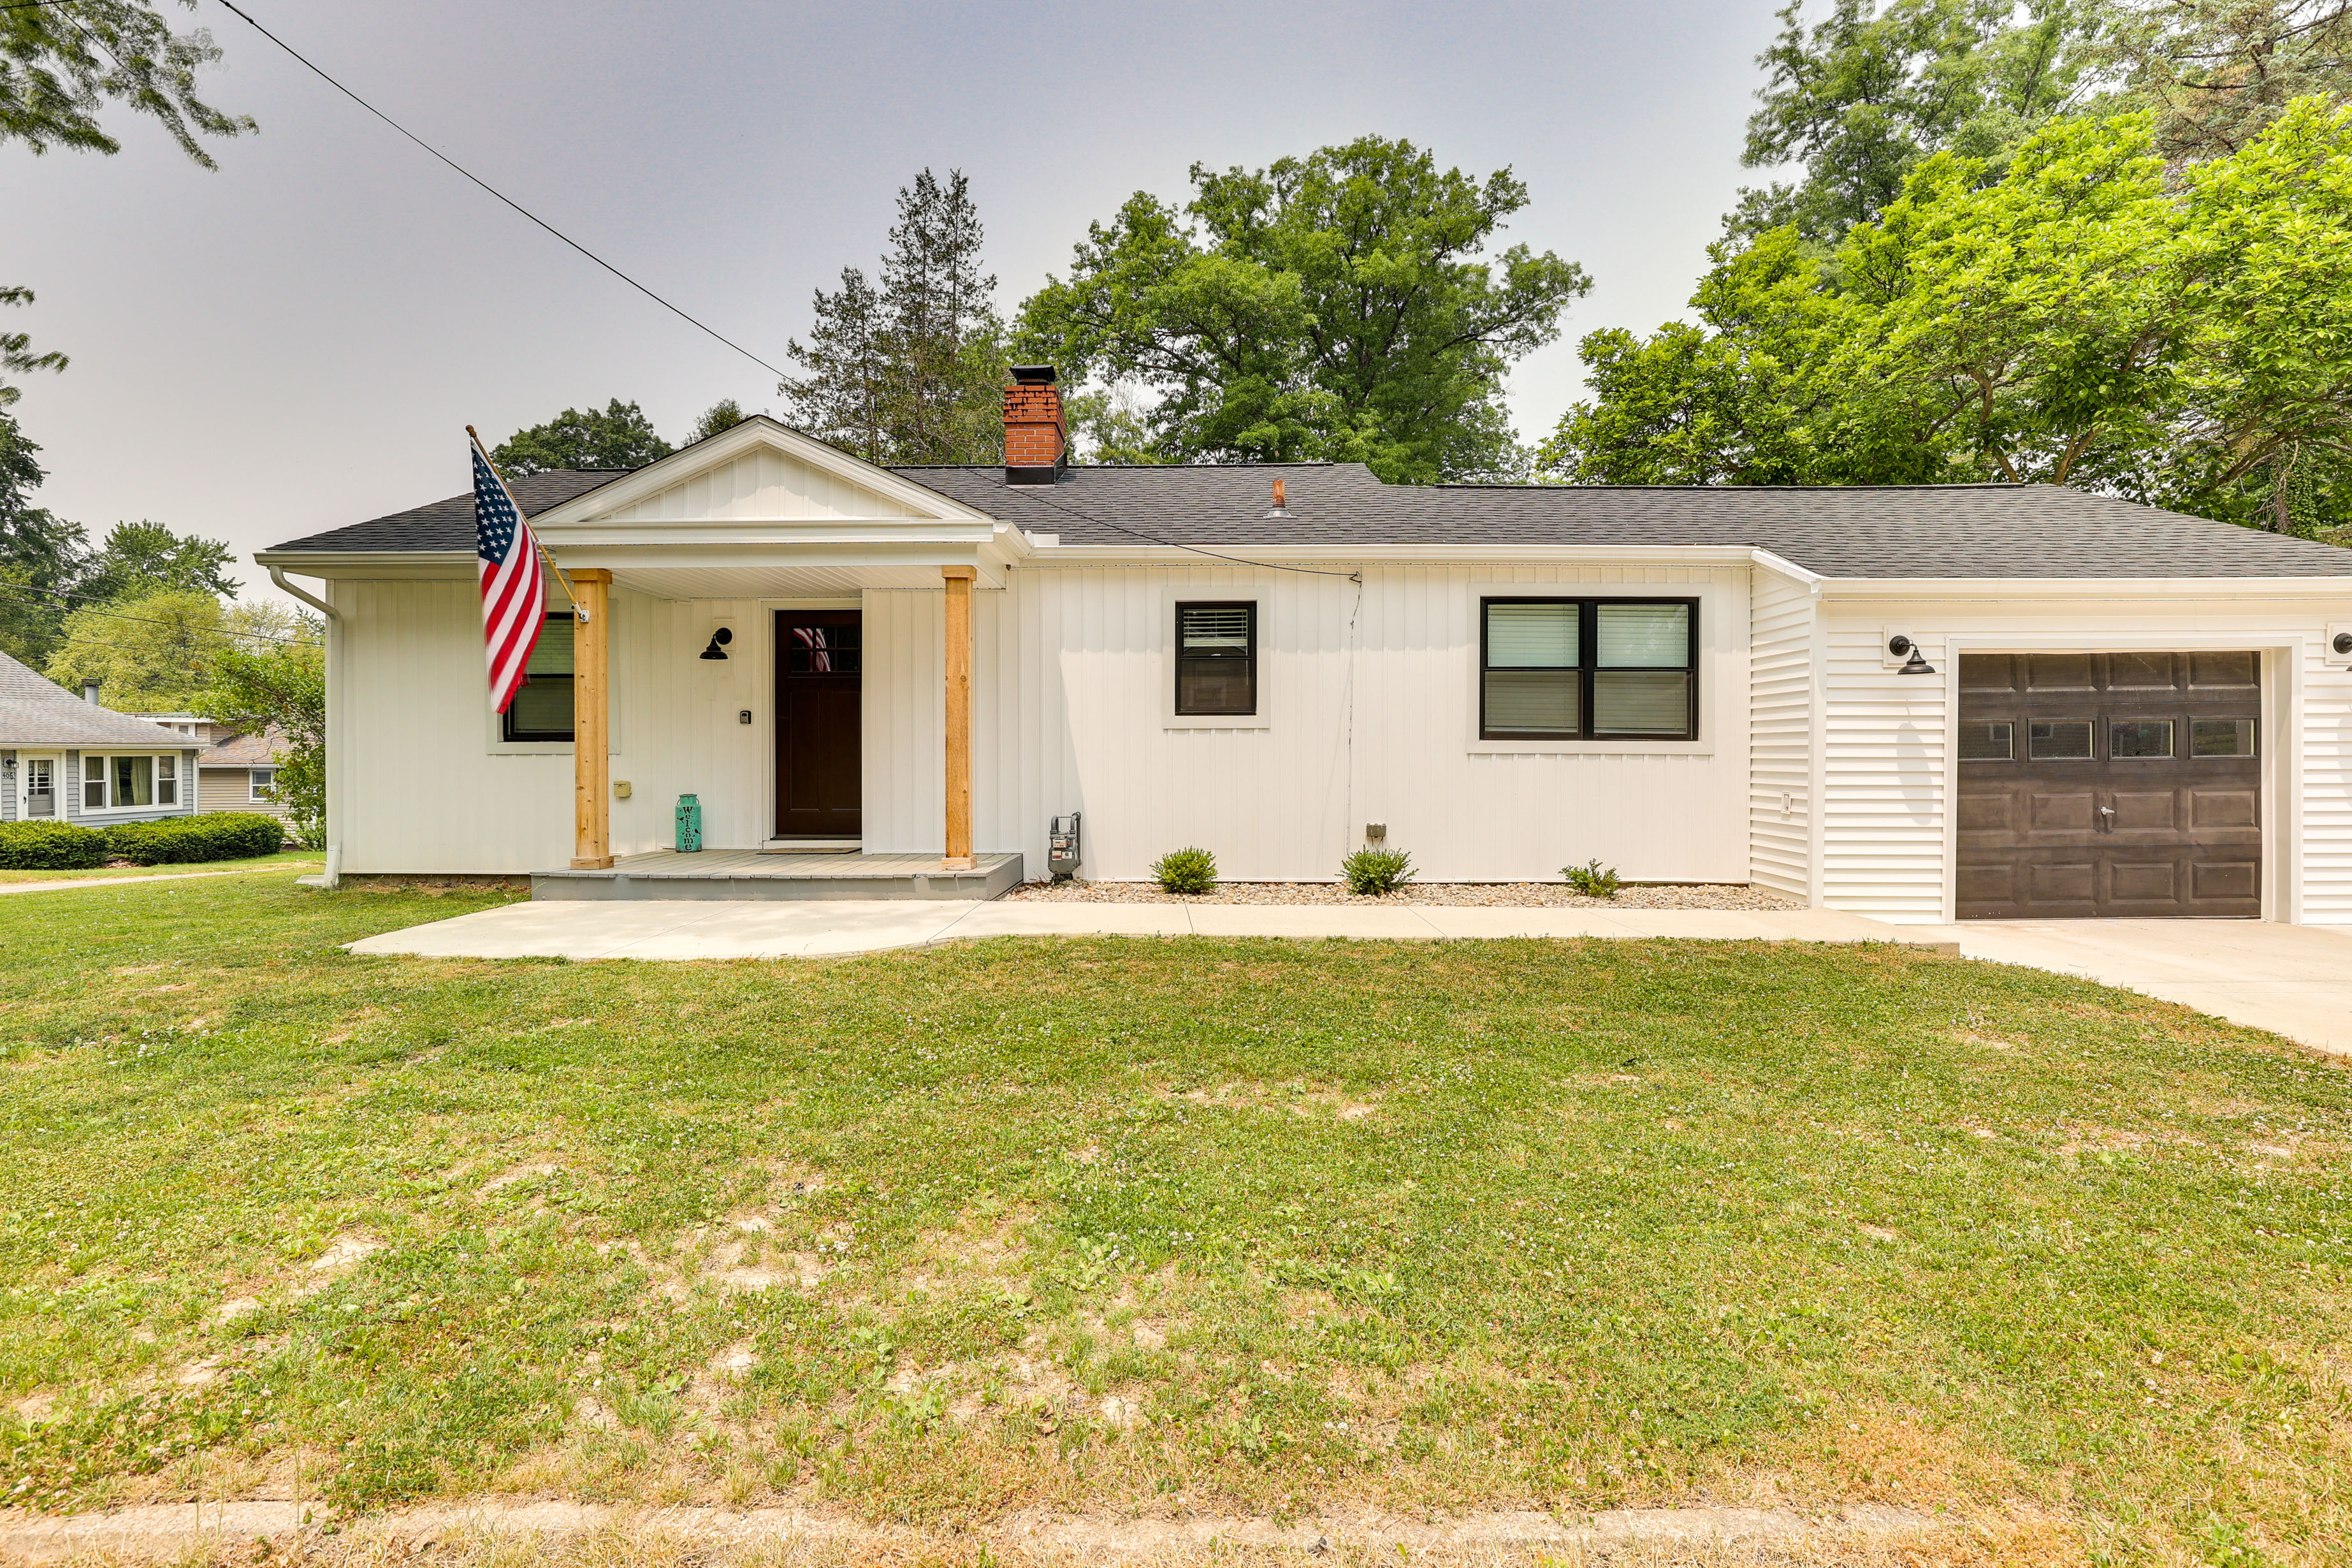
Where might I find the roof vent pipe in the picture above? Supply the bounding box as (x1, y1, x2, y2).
(1267, 478, 1289, 519)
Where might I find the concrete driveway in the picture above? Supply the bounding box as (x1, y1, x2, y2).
(1913, 918, 2352, 1056)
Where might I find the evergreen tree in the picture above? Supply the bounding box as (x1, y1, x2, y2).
(780, 170, 1008, 465)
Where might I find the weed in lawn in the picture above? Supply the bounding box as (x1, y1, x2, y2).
(0, 879, 2346, 1565)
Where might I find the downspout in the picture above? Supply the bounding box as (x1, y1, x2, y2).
(269, 565, 343, 889)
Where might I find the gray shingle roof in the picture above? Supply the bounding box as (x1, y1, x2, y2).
(0, 651, 207, 748)
(263, 458, 2352, 580)
(266, 469, 626, 555)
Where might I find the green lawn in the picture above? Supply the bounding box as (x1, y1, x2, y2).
(0, 880, 2344, 1565)
(0, 848, 323, 885)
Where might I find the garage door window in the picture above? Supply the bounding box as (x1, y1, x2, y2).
(2191, 718, 2257, 757)
(2028, 720, 2094, 760)
(1958, 722, 2014, 761)
(2110, 719, 2174, 759)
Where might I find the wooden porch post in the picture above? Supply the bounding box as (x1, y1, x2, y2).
(942, 566, 975, 869)
(569, 569, 614, 869)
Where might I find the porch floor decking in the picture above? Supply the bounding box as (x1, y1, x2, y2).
(532, 848, 1024, 903)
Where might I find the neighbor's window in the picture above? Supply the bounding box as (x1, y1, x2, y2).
(1175, 602, 1257, 716)
(1479, 598, 1697, 741)
(250, 767, 279, 801)
(80, 754, 178, 810)
(502, 613, 576, 742)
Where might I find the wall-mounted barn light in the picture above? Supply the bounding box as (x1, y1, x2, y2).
(699, 627, 734, 661)
(1887, 634, 1936, 676)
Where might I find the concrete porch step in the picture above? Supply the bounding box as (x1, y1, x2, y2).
(531, 848, 1023, 903)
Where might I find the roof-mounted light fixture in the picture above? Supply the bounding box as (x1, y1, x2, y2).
(699, 627, 734, 662)
(1887, 634, 1936, 676)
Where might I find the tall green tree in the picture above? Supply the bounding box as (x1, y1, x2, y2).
(1017, 136, 1591, 482)
(780, 169, 1009, 465)
(1732, 0, 2105, 242)
(0, 412, 85, 665)
(201, 626, 326, 848)
(44, 587, 225, 710)
(1, 286, 67, 408)
(491, 400, 672, 475)
(76, 519, 236, 603)
(686, 398, 748, 444)
(1546, 101, 2352, 530)
(2095, 1, 2352, 160)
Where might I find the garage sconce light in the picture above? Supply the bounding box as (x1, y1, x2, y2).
(2336, 632, 2352, 656)
(1887, 634, 1936, 676)
(699, 627, 734, 661)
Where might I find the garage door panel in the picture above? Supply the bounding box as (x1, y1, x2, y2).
(2109, 790, 2179, 832)
(1956, 651, 2260, 920)
(2192, 860, 2260, 901)
(2105, 860, 2179, 905)
(2188, 788, 2258, 831)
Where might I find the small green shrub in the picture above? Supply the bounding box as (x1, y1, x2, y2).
(1151, 846, 1218, 896)
(105, 811, 286, 866)
(0, 820, 108, 870)
(1562, 858, 1622, 898)
(1340, 847, 1415, 896)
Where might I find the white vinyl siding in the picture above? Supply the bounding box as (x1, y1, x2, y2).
(1746, 569, 1816, 902)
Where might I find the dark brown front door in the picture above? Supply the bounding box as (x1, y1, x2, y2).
(1956, 651, 2261, 919)
(775, 610, 861, 838)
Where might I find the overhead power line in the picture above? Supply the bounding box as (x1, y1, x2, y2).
(205, 0, 788, 380)
(0, 581, 318, 646)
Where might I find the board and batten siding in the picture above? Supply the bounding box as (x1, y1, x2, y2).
(1815, 595, 2352, 925)
(1746, 569, 1817, 901)
(864, 562, 1753, 883)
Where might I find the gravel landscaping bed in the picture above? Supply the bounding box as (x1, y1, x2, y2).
(1006, 879, 1802, 909)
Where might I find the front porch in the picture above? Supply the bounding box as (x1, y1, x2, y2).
(532, 848, 1024, 902)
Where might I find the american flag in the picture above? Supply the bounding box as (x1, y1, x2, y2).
(472, 433, 546, 715)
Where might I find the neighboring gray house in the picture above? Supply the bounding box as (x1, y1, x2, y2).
(0, 651, 201, 826)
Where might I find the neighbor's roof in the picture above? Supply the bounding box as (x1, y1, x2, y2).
(263, 458, 2352, 581)
(198, 726, 284, 767)
(0, 651, 207, 748)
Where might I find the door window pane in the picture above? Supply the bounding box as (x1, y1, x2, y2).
(1958, 721, 2014, 760)
(1486, 603, 1578, 667)
(2028, 720, 2095, 760)
(1595, 603, 1690, 667)
(24, 759, 54, 818)
(2110, 719, 2174, 759)
(1592, 671, 1690, 735)
(1483, 671, 1579, 734)
(2190, 718, 2257, 757)
(786, 621, 860, 674)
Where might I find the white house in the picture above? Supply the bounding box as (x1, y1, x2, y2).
(256, 369, 2352, 926)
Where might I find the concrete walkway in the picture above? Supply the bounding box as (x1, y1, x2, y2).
(0, 862, 323, 896)
(1913, 917, 2352, 1056)
(345, 899, 1950, 962)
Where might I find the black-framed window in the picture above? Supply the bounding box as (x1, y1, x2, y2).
(1479, 597, 1698, 741)
(1176, 601, 1256, 715)
(502, 613, 576, 742)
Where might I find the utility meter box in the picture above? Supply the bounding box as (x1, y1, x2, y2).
(675, 793, 703, 853)
(1047, 812, 1082, 881)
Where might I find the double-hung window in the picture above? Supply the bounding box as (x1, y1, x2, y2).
(250, 767, 279, 801)
(80, 754, 180, 810)
(501, 613, 576, 742)
(1175, 602, 1257, 716)
(1479, 597, 1698, 741)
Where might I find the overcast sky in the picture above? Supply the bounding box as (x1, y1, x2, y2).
(10, 0, 1788, 607)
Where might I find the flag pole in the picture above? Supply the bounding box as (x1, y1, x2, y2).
(467, 425, 588, 621)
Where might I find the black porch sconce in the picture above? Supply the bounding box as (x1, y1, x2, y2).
(1887, 634, 1936, 676)
(699, 627, 734, 661)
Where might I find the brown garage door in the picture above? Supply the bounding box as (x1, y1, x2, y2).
(1956, 652, 2261, 920)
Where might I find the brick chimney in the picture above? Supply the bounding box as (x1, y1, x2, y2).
(1003, 365, 1066, 485)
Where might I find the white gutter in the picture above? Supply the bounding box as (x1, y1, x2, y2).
(266, 565, 341, 889)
